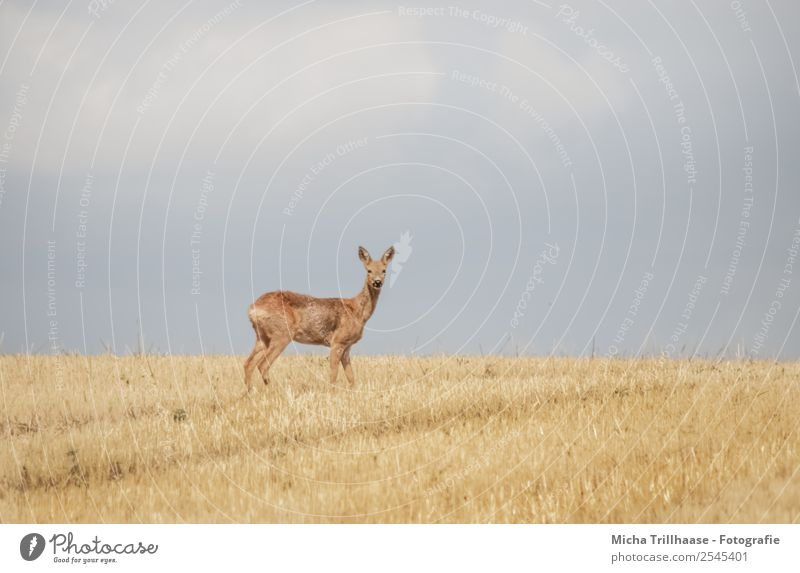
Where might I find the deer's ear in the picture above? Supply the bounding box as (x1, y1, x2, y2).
(382, 246, 395, 264)
(358, 246, 372, 263)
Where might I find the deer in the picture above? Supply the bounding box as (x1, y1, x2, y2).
(244, 245, 395, 390)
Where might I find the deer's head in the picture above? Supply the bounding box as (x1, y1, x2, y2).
(358, 245, 395, 290)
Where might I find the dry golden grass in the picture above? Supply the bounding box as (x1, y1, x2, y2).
(0, 354, 798, 523)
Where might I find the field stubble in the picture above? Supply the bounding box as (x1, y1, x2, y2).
(0, 354, 797, 523)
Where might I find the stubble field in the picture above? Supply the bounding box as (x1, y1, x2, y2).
(0, 354, 798, 523)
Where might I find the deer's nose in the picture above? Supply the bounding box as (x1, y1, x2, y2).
(372, 279, 383, 288)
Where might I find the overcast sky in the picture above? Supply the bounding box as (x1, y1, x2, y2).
(1, 0, 799, 359)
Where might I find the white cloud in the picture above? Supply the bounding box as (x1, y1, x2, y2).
(1, 2, 440, 175)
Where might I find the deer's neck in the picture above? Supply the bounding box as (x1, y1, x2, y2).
(354, 282, 381, 323)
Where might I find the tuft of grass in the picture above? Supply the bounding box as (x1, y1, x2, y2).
(0, 354, 797, 523)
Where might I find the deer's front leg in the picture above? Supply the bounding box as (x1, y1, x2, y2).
(329, 344, 344, 385)
(341, 346, 355, 385)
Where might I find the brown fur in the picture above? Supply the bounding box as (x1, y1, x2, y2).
(244, 245, 395, 389)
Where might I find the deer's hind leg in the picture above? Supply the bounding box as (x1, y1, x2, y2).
(244, 334, 268, 392)
(244, 322, 269, 392)
(256, 328, 290, 386)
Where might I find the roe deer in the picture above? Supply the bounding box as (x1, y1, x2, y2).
(244, 245, 395, 389)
